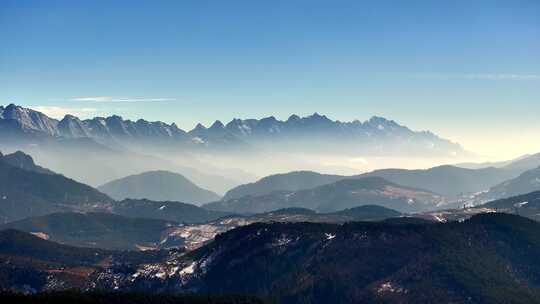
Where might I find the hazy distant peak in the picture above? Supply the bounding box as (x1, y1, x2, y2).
(1, 104, 469, 158)
(98, 170, 221, 205)
(105, 115, 124, 122)
(225, 118, 244, 128)
(1, 103, 60, 136)
(304, 112, 331, 122)
(62, 114, 79, 120)
(193, 123, 207, 131)
(287, 114, 300, 122)
(259, 115, 278, 123)
(210, 120, 225, 129)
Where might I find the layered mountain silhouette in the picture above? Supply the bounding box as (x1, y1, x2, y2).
(205, 177, 445, 213)
(0, 151, 228, 224)
(222, 171, 345, 201)
(221, 165, 521, 205)
(359, 165, 520, 198)
(0, 151, 113, 223)
(479, 167, 540, 201)
(0, 104, 467, 157)
(98, 171, 221, 205)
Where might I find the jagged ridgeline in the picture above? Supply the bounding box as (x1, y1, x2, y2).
(0, 104, 467, 156)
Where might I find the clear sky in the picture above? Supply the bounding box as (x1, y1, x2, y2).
(1, 0, 539, 159)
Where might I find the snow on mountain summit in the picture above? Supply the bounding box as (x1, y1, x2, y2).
(0, 104, 467, 157)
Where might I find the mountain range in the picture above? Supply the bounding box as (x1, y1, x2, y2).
(205, 176, 445, 213)
(221, 165, 523, 207)
(360, 165, 521, 198)
(0, 104, 467, 157)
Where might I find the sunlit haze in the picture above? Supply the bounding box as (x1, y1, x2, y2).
(1, 1, 539, 163)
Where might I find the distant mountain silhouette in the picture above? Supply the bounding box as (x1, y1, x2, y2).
(1, 104, 468, 157)
(98, 170, 221, 205)
(455, 152, 540, 172)
(222, 165, 520, 206)
(222, 171, 345, 201)
(359, 165, 519, 198)
(480, 167, 540, 201)
(205, 177, 444, 213)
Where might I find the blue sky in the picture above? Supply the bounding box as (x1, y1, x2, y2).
(1, 0, 539, 158)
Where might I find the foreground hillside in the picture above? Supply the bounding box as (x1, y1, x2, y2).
(1, 206, 400, 251)
(173, 213, 540, 304)
(1, 214, 540, 303)
(161, 205, 402, 250)
(0, 292, 269, 304)
(1, 212, 176, 250)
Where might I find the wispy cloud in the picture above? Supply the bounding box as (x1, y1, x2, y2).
(462, 74, 540, 80)
(414, 73, 540, 80)
(71, 96, 175, 102)
(31, 106, 98, 119)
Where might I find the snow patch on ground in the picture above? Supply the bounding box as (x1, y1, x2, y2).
(179, 262, 196, 276)
(30, 232, 50, 240)
(273, 234, 292, 247)
(377, 281, 406, 294)
(514, 201, 529, 208)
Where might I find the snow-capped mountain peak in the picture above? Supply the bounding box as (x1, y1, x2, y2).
(0, 104, 468, 157)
